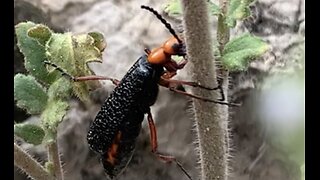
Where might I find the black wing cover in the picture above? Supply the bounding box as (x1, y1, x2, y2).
(87, 55, 163, 178)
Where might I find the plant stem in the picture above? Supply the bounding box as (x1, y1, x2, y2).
(217, 0, 230, 52)
(47, 141, 64, 180)
(217, 0, 231, 177)
(14, 143, 54, 180)
(181, 0, 228, 180)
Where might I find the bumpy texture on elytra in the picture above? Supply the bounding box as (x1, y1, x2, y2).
(87, 55, 164, 178)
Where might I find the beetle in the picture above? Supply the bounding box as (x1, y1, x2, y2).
(45, 5, 239, 180)
(86, 5, 240, 179)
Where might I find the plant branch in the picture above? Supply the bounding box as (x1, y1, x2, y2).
(47, 141, 64, 180)
(181, 0, 228, 180)
(14, 142, 54, 180)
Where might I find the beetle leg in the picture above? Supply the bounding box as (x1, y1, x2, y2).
(158, 77, 240, 107)
(160, 68, 226, 101)
(216, 77, 225, 101)
(144, 48, 151, 55)
(73, 76, 120, 86)
(164, 58, 187, 73)
(168, 87, 239, 106)
(147, 111, 158, 152)
(147, 112, 192, 180)
(159, 72, 225, 97)
(161, 71, 177, 79)
(161, 78, 221, 91)
(43, 60, 120, 86)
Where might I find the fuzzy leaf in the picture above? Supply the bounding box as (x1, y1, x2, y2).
(226, 0, 255, 27)
(27, 24, 52, 46)
(221, 34, 269, 71)
(41, 99, 69, 131)
(14, 123, 45, 145)
(45, 33, 75, 72)
(47, 77, 72, 100)
(72, 34, 103, 65)
(14, 74, 48, 114)
(88, 32, 107, 52)
(72, 34, 104, 101)
(15, 22, 57, 84)
(45, 33, 103, 102)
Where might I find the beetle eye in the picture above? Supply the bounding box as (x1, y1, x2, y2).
(172, 43, 186, 56)
(172, 43, 181, 52)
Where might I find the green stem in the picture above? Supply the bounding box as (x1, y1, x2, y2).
(47, 141, 64, 180)
(14, 142, 54, 180)
(181, 0, 228, 179)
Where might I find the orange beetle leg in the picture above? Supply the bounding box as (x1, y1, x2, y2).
(146, 111, 192, 180)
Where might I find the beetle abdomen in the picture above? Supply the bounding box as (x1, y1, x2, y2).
(87, 55, 162, 154)
(101, 120, 142, 178)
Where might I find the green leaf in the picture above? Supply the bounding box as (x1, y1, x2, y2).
(88, 32, 107, 52)
(41, 99, 69, 131)
(71, 33, 104, 101)
(226, 0, 255, 27)
(221, 33, 269, 71)
(163, 0, 182, 17)
(16, 21, 104, 104)
(27, 24, 52, 46)
(163, 0, 220, 16)
(208, 1, 221, 15)
(72, 34, 104, 65)
(14, 123, 45, 145)
(45, 33, 103, 102)
(45, 33, 75, 72)
(14, 74, 48, 114)
(15, 22, 58, 84)
(47, 77, 72, 100)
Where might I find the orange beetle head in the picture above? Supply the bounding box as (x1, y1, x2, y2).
(147, 47, 167, 65)
(146, 36, 186, 66)
(163, 36, 186, 56)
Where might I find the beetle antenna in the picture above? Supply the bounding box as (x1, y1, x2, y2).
(43, 60, 75, 81)
(141, 5, 182, 44)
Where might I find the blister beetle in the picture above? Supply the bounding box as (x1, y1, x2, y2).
(45, 5, 240, 180)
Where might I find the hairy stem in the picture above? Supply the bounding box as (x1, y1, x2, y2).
(217, 0, 230, 52)
(181, 0, 228, 180)
(14, 143, 54, 180)
(47, 141, 64, 180)
(217, 1, 231, 176)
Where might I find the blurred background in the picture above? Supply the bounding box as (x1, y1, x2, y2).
(14, 0, 305, 179)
